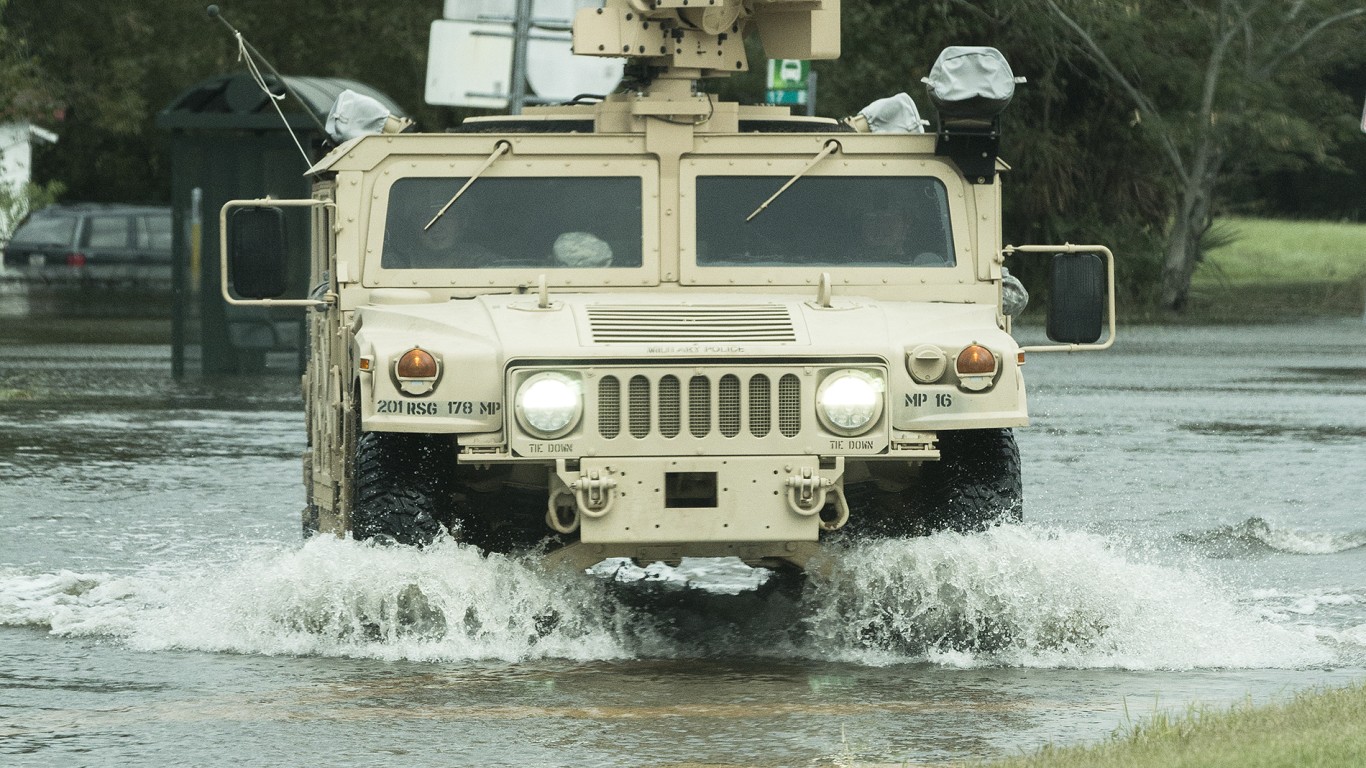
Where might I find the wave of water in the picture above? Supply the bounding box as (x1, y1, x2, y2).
(0, 538, 641, 663)
(0, 527, 1349, 669)
(804, 527, 1338, 669)
(1180, 516, 1366, 556)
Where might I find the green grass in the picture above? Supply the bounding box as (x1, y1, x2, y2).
(967, 682, 1366, 768)
(1197, 217, 1366, 286)
(1182, 217, 1366, 318)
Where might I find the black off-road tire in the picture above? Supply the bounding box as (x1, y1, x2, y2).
(841, 428, 1022, 539)
(351, 431, 446, 546)
(919, 428, 1023, 532)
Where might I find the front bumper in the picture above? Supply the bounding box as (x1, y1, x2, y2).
(550, 456, 847, 546)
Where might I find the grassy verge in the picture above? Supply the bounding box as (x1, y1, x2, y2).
(1186, 217, 1366, 320)
(971, 682, 1366, 768)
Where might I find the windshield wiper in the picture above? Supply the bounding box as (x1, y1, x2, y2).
(745, 140, 841, 222)
(424, 140, 512, 231)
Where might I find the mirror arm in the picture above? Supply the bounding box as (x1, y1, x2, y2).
(1004, 243, 1117, 353)
(219, 198, 333, 308)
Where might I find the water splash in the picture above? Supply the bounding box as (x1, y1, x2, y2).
(1, 538, 643, 663)
(803, 526, 1333, 669)
(1181, 517, 1366, 556)
(0, 527, 1342, 669)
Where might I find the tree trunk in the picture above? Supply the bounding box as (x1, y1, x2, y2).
(1160, 144, 1222, 311)
(1160, 195, 1206, 311)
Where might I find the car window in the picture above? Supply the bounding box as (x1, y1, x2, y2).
(136, 215, 173, 251)
(83, 216, 132, 249)
(10, 216, 76, 247)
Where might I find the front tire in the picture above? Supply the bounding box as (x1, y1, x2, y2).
(842, 428, 1022, 539)
(351, 432, 448, 546)
(918, 428, 1023, 532)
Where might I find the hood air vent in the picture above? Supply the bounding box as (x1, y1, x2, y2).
(587, 305, 797, 344)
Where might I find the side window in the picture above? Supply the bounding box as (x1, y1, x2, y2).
(10, 216, 76, 246)
(136, 215, 173, 251)
(83, 216, 132, 249)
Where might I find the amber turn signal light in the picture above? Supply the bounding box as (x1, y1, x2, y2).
(956, 344, 996, 375)
(397, 348, 438, 378)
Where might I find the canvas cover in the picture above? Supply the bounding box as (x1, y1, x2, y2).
(326, 89, 394, 143)
(922, 46, 1016, 118)
(857, 92, 927, 134)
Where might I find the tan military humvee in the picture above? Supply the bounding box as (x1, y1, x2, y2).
(221, 0, 1114, 571)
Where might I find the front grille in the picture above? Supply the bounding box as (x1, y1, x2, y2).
(599, 370, 802, 440)
(598, 376, 621, 438)
(628, 375, 650, 438)
(749, 376, 771, 437)
(586, 305, 798, 343)
(719, 375, 741, 437)
(659, 375, 681, 437)
(778, 374, 801, 437)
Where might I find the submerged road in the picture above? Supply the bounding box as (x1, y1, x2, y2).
(1, 320, 1363, 766)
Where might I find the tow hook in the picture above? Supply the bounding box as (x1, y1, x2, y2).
(785, 467, 833, 515)
(571, 469, 617, 518)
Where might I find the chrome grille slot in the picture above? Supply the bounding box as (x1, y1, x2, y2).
(689, 376, 711, 437)
(598, 376, 620, 438)
(779, 374, 801, 437)
(628, 375, 650, 438)
(719, 375, 741, 437)
(587, 305, 797, 344)
(659, 375, 681, 438)
(749, 375, 771, 437)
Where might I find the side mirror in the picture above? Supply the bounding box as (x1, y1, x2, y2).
(227, 206, 288, 299)
(1047, 252, 1105, 344)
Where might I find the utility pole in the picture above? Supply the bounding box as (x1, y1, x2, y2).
(508, 0, 534, 115)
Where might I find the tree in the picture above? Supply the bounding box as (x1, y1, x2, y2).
(0, 0, 63, 238)
(1042, 0, 1366, 310)
(2, 0, 460, 205)
(822, 0, 1175, 306)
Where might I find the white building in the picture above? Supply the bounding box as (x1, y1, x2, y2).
(0, 121, 59, 242)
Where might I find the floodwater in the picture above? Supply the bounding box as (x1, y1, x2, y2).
(2, 315, 1365, 767)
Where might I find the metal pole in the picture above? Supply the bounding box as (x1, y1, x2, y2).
(806, 70, 817, 117)
(509, 0, 534, 114)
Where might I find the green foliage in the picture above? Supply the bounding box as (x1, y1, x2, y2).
(2, 0, 467, 204)
(1039, 0, 1366, 308)
(0, 0, 57, 120)
(825, 1, 1173, 305)
(0, 178, 63, 241)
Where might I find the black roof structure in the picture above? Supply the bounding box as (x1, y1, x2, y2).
(157, 72, 405, 132)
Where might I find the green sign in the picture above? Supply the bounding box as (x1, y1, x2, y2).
(766, 59, 809, 106)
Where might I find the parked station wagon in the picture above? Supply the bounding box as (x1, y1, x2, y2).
(3, 203, 173, 286)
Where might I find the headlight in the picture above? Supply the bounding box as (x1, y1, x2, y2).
(816, 370, 883, 435)
(515, 372, 582, 438)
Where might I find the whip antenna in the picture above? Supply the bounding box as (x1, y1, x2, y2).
(206, 5, 326, 167)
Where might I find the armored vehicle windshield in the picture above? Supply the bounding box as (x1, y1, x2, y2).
(697, 176, 955, 268)
(382, 176, 644, 270)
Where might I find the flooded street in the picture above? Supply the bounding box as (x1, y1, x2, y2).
(2, 317, 1364, 766)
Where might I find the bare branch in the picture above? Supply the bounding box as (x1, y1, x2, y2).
(1258, 7, 1366, 76)
(1042, 0, 1189, 181)
(942, 0, 1004, 25)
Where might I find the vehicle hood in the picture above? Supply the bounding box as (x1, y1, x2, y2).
(353, 291, 1015, 363)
